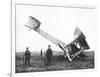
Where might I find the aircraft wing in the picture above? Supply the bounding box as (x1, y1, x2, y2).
(58, 43, 72, 61)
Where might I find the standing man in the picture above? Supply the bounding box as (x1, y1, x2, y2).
(40, 48, 43, 56)
(46, 45, 53, 65)
(24, 47, 31, 66)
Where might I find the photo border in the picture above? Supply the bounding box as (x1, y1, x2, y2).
(11, 0, 96, 77)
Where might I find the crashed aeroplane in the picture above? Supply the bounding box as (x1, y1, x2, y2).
(25, 16, 90, 62)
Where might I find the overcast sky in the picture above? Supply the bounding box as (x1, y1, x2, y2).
(16, 4, 96, 52)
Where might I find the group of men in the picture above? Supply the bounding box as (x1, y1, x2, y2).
(23, 42, 87, 66)
(24, 45, 53, 66)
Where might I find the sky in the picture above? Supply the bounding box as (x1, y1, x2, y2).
(16, 4, 96, 52)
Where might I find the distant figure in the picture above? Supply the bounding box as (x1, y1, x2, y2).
(24, 47, 31, 66)
(46, 45, 53, 65)
(40, 49, 43, 56)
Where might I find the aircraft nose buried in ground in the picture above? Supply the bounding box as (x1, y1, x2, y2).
(25, 16, 90, 62)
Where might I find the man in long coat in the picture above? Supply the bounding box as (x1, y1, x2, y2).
(46, 45, 53, 65)
(24, 47, 31, 66)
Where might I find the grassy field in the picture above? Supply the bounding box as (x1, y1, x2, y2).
(15, 51, 94, 73)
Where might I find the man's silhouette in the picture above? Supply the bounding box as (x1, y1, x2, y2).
(40, 48, 43, 56)
(46, 45, 53, 65)
(24, 47, 31, 66)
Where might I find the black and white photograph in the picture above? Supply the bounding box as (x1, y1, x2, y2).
(15, 3, 96, 73)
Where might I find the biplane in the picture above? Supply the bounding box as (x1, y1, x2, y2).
(25, 16, 90, 62)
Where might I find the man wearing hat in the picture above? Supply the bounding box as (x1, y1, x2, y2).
(24, 47, 31, 66)
(46, 45, 53, 65)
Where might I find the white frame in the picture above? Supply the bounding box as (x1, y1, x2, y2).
(11, 0, 96, 77)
